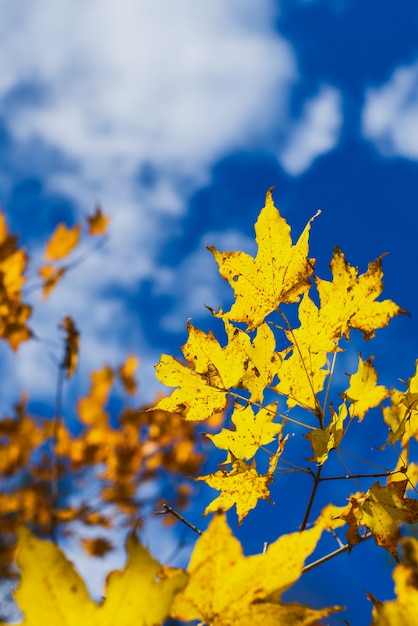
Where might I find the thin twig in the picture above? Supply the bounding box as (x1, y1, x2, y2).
(155, 504, 202, 535)
(300, 465, 322, 530)
(302, 533, 372, 573)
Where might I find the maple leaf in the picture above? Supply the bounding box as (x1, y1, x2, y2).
(44, 223, 81, 261)
(171, 512, 342, 625)
(87, 206, 110, 236)
(2, 527, 187, 626)
(382, 361, 418, 447)
(369, 537, 418, 625)
(118, 354, 138, 395)
(80, 536, 114, 558)
(275, 294, 336, 412)
(207, 402, 283, 461)
(342, 480, 418, 558)
(38, 264, 66, 299)
(315, 246, 407, 341)
(78, 364, 114, 425)
(207, 189, 318, 331)
(154, 353, 228, 421)
(196, 457, 274, 523)
(306, 402, 347, 464)
(59, 315, 79, 378)
(343, 355, 388, 420)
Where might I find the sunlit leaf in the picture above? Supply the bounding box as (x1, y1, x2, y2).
(196, 457, 273, 523)
(171, 512, 342, 625)
(343, 355, 388, 420)
(369, 537, 418, 625)
(208, 189, 318, 330)
(342, 480, 418, 558)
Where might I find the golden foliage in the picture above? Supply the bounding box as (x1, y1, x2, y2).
(1, 189, 417, 624)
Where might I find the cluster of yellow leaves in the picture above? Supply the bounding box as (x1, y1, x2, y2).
(0, 214, 32, 350)
(155, 189, 412, 536)
(4, 513, 343, 626)
(0, 355, 208, 573)
(38, 206, 109, 299)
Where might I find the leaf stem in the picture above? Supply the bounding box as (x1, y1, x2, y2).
(300, 464, 322, 530)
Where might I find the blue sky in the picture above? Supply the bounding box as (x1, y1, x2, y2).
(1, 1, 418, 624)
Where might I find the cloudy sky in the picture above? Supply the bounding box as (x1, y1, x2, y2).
(1, 1, 418, 624)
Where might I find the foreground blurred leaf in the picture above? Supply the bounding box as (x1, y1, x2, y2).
(171, 512, 342, 625)
(2, 527, 186, 626)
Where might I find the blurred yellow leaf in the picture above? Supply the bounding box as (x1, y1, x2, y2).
(118, 354, 138, 395)
(44, 223, 81, 261)
(87, 206, 110, 236)
(3, 527, 187, 626)
(59, 316, 79, 378)
(370, 537, 418, 625)
(171, 512, 342, 625)
(38, 265, 66, 299)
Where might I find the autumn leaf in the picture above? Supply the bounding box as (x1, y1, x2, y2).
(382, 361, 418, 447)
(38, 264, 66, 299)
(80, 536, 114, 558)
(171, 512, 342, 625)
(275, 294, 337, 412)
(2, 527, 187, 626)
(154, 353, 228, 421)
(208, 189, 318, 330)
(342, 480, 418, 558)
(59, 315, 79, 378)
(343, 355, 388, 420)
(306, 402, 347, 464)
(44, 222, 81, 261)
(196, 457, 273, 523)
(118, 354, 138, 395)
(315, 246, 407, 341)
(87, 206, 110, 236)
(207, 402, 283, 461)
(369, 537, 418, 625)
(77, 365, 114, 425)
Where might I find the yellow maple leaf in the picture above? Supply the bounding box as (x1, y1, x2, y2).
(171, 512, 342, 625)
(207, 402, 283, 461)
(196, 457, 273, 523)
(78, 365, 114, 425)
(154, 353, 228, 421)
(2, 527, 186, 626)
(87, 206, 110, 236)
(38, 264, 66, 299)
(306, 402, 347, 464)
(382, 361, 418, 447)
(342, 480, 418, 558)
(343, 355, 388, 420)
(315, 246, 407, 341)
(207, 189, 318, 331)
(275, 294, 337, 412)
(44, 223, 81, 261)
(59, 315, 79, 378)
(118, 354, 138, 395)
(369, 537, 418, 625)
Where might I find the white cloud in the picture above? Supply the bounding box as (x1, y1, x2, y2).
(362, 60, 418, 159)
(279, 85, 342, 176)
(0, 0, 301, 407)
